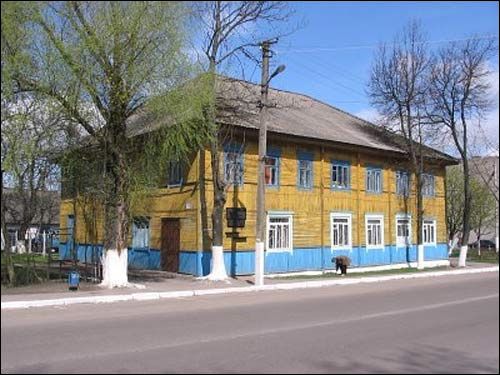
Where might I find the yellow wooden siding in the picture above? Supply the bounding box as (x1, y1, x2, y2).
(60, 153, 200, 251)
(201, 139, 448, 250)
(62, 137, 448, 251)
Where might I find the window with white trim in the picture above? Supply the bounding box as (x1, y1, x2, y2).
(422, 174, 435, 196)
(331, 161, 350, 189)
(396, 215, 411, 247)
(264, 156, 280, 186)
(396, 170, 410, 196)
(266, 214, 292, 252)
(366, 168, 382, 193)
(298, 159, 313, 189)
(132, 217, 150, 249)
(224, 148, 244, 186)
(366, 215, 384, 248)
(331, 213, 352, 250)
(423, 219, 436, 245)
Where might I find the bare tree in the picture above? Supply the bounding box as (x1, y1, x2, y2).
(1, 96, 62, 249)
(194, 1, 293, 280)
(368, 21, 431, 268)
(427, 37, 496, 266)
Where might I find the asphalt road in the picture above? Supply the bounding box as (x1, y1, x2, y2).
(2, 272, 499, 373)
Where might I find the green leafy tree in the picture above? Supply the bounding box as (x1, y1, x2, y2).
(2, 1, 209, 287)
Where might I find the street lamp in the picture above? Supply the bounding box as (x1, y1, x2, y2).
(255, 39, 285, 287)
(268, 65, 286, 84)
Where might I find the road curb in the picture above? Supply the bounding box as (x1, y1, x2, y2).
(2, 266, 498, 310)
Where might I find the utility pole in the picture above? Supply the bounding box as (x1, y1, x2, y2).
(255, 39, 284, 287)
(495, 159, 499, 253)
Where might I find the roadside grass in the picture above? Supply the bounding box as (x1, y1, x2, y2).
(449, 249, 499, 264)
(1, 252, 48, 266)
(272, 265, 451, 281)
(1, 252, 61, 286)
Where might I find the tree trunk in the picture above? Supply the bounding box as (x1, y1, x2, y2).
(206, 136, 229, 280)
(459, 158, 471, 267)
(204, 43, 229, 280)
(101, 148, 130, 288)
(199, 149, 211, 251)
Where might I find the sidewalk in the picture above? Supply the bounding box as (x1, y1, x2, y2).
(2, 263, 498, 309)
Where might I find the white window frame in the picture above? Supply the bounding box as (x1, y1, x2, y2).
(366, 168, 382, 193)
(422, 219, 437, 246)
(298, 159, 313, 189)
(331, 162, 350, 190)
(365, 214, 384, 249)
(395, 214, 412, 248)
(132, 217, 150, 249)
(330, 213, 352, 251)
(266, 213, 293, 253)
(422, 174, 435, 197)
(396, 170, 410, 196)
(224, 149, 244, 186)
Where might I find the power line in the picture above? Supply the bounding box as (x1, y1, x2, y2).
(285, 54, 368, 98)
(278, 34, 499, 54)
(280, 62, 370, 106)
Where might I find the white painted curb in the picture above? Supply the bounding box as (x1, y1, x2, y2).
(2, 266, 498, 310)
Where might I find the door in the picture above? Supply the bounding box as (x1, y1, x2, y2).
(161, 218, 180, 272)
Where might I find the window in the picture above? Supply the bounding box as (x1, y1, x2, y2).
(265, 156, 280, 186)
(396, 215, 412, 247)
(423, 219, 436, 245)
(224, 147, 244, 186)
(132, 217, 150, 249)
(331, 161, 350, 190)
(167, 161, 182, 186)
(298, 159, 313, 189)
(422, 174, 435, 196)
(366, 215, 384, 248)
(366, 167, 382, 193)
(267, 214, 292, 252)
(331, 213, 352, 250)
(396, 171, 410, 196)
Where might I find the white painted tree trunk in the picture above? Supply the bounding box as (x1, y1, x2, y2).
(417, 244, 425, 270)
(203, 245, 228, 281)
(458, 245, 468, 267)
(42, 231, 46, 256)
(255, 241, 265, 286)
(100, 248, 129, 288)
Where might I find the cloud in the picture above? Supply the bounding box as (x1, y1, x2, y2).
(354, 108, 383, 124)
(480, 68, 499, 151)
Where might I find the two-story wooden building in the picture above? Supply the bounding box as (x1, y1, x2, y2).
(59, 77, 457, 276)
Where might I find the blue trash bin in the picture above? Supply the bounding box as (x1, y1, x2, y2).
(68, 271, 80, 291)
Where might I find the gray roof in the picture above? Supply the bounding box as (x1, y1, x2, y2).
(216, 77, 405, 153)
(215, 77, 457, 163)
(127, 75, 458, 164)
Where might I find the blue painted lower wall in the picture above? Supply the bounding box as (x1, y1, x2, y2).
(59, 242, 162, 270)
(59, 242, 448, 277)
(178, 244, 448, 276)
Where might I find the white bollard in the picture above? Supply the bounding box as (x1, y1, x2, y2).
(255, 241, 265, 287)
